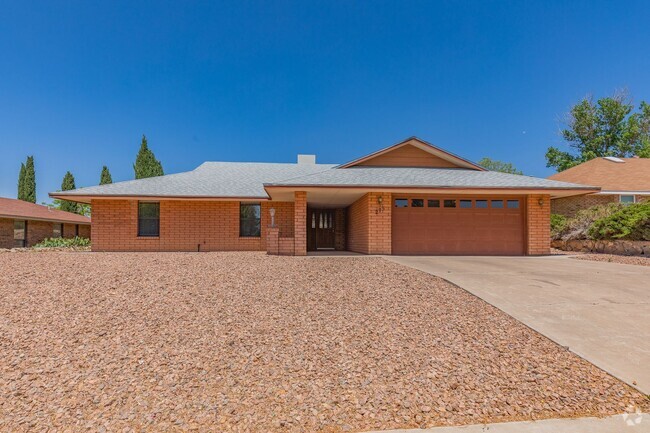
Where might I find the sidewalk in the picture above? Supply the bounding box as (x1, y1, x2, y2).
(364, 413, 650, 433)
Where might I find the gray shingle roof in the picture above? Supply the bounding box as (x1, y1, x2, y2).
(266, 167, 596, 190)
(53, 162, 336, 198)
(52, 163, 596, 200)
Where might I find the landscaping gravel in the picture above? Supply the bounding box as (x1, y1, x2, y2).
(0, 252, 647, 432)
(572, 253, 650, 267)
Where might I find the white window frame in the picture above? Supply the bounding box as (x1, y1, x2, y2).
(619, 195, 636, 204)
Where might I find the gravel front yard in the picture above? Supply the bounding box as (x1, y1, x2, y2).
(0, 252, 647, 432)
(572, 253, 650, 267)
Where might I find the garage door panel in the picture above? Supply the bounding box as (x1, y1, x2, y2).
(392, 196, 525, 255)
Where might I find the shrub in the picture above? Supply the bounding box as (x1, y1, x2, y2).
(588, 202, 650, 241)
(550, 214, 567, 237)
(34, 236, 91, 248)
(552, 203, 622, 241)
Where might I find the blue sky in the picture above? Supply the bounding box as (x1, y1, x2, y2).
(1, 1, 649, 203)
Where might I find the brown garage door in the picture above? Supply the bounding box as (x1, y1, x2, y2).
(392, 196, 525, 255)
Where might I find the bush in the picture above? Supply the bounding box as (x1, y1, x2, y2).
(550, 214, 567, 237)
(34, 236, 91, 248)
(552, 203, 622, 241)
(588, 202, 650, 241)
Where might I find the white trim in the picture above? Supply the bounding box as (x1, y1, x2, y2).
(618, 194, 636, 204)
(595, 191, 650, 195)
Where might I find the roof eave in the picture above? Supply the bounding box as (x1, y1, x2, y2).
(0, 213, 90, 224)
(263, 184, 600, 198)
(48, 192, 271, 204)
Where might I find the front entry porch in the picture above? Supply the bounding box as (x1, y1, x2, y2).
(266, 190, 392, 257)
(306, 208, 346, 252)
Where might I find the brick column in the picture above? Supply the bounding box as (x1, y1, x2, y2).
(294, 191, 307, 256)
(267, 226, 279, 255)
(527, 194, 551, 255)
(367, 192, 392, 254)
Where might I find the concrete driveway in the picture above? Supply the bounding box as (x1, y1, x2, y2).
(388, 255, 650, 394)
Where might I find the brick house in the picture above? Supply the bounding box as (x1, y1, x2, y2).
(50, 137, 596, 255)
(548, 157, 650, 217)
(0, 197, 91, 248)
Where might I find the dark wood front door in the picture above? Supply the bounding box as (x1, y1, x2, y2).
(307, 209, 335, 250)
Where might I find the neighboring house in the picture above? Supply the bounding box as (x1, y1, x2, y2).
(0, 197, 91, 248)
(548, 157, 650, 217)
(50, 137, 596, 256)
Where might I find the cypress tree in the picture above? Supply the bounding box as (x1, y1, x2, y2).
(17, 163, 26, 200)
(23, 156, 36, 203)
(59, 171, 78, 213)
(100, 165, 113, 185)
(133, 135, 164, 179)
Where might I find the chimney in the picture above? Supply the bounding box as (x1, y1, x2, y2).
(297, 154, 316, 164)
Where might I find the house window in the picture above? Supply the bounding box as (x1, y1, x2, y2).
(53, 223, 63, 238)
(476, 200, 488, 208)
(620, 195, 635, 205)
(138, 202, 160, 237)
(459, 200, 472, 208)
(14, 220, 26, 248)
(427, 199, 440, 208)
(411, 199, 424, 208)
(444, 199, 456, 208)
(394, 199, 408, 207)
(240, 203, 261, 237)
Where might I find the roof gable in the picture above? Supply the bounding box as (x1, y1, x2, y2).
(338, 137, 485, 170)
(548, 157, 650, 192)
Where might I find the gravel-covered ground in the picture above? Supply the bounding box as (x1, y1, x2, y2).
(572, 253, 650, 267)
(0, 252, 647, 432)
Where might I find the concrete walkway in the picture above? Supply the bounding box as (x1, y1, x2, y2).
(365, 413, 650, 433)
(388, 255, 650, 394)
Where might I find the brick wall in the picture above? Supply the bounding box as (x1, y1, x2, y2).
(293, 192, 307, 256)
(347, 194, 369, 253)
(334, 209, 346, 251)
(0, 219, 91, 248)
(78, 224, 91, 238)
(91, 199, 293, 252)
(347, 192, 392, 254)
(0, 218, 13, 248)
(367, 192, 391, 254)
(26, 220, 54, 247)
(63, 223, 76, 238)
(526, 194, 551, 255)
(551, 194, 617, 217)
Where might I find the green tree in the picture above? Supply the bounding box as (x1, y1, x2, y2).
(133, 135, 164, 179)
(23, 156, 36, 203)
(100, 165, 113, 185)
(58, 171, 78, 213)
(478, 157, 523, 175)
(546, 91, 650, 171)
(17, 163, 26, 200)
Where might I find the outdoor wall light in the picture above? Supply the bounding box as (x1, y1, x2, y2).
(269, 207, 276, 227)
(377, 196, 383, 204)
(538, 198, 544, 206)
